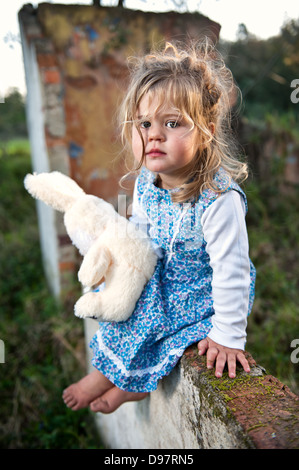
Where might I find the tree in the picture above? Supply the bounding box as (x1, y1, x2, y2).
(222, 19, 299, 120)
(0, 88, 27, 139)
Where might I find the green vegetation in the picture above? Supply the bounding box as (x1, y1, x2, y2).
(0, 139, 102, 448)
(245, 172, 299, 394)
(0, 89, 27, 139)
(221, 18, 299, 122)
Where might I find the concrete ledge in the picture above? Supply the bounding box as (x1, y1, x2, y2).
(84, 319, 299, 449)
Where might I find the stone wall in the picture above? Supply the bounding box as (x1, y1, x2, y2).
(85, 318, 299, 450)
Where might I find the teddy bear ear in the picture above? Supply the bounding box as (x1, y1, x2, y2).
(24, 171, 85, 212)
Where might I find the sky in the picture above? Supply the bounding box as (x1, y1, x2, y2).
(0, 0, 298, 97)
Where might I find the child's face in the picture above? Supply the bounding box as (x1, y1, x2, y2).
(132, 93, 197, 189)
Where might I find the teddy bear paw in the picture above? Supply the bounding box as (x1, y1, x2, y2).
(78, 266, 98, 287)
(74, 292, 103, 319)
(74, 296, 92, 318)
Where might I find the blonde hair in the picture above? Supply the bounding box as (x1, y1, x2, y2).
(119, 40, 248, 203)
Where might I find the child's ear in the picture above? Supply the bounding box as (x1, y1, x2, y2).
(209, 122, 215, 135)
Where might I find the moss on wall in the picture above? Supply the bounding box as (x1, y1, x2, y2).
(183, 345, 299, 449)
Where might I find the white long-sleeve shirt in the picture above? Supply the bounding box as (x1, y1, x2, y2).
(130, 185, 251, 350)
(201, 190, 251, 350)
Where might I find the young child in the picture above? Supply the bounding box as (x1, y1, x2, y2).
(63, 41, 256, 414)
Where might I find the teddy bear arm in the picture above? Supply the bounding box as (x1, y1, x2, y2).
(78, 243, 111, 287)
(74, 264, 147, 321)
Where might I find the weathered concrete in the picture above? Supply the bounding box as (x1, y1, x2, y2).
(84, 318, 299, 449)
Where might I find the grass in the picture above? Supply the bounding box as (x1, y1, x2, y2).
(0, 139, 102, 448)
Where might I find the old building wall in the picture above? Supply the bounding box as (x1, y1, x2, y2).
(19, 3, 220, 295)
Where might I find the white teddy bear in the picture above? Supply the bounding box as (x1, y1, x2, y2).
(24, 171, 157, 322)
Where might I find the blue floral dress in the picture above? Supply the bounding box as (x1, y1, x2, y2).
(90, 167, 256, 392)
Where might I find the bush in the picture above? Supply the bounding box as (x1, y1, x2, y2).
(0, 141, 102, 448)
(245, 177, 299, 394)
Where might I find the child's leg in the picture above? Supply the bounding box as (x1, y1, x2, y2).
(62, 369, 114, 411)
(89, 387, 149, 414)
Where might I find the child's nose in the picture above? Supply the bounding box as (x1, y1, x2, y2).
(148, 124, 165, 141)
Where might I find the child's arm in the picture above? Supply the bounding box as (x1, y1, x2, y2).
(200, 190, 252, 377)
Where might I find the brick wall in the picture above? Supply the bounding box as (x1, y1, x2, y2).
(19, 3, 220, 296)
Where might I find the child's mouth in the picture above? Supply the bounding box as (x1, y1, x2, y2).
(147, 149, 166, 157)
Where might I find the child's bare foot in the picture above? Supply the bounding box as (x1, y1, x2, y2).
(63, 370, 113, 411)
(90, 386, 149, 414)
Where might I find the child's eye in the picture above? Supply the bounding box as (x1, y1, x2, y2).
(166, 120, 179, 128)
(140, 121, 151, 129)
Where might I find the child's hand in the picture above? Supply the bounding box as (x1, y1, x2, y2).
(197, 337, 250, 379)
